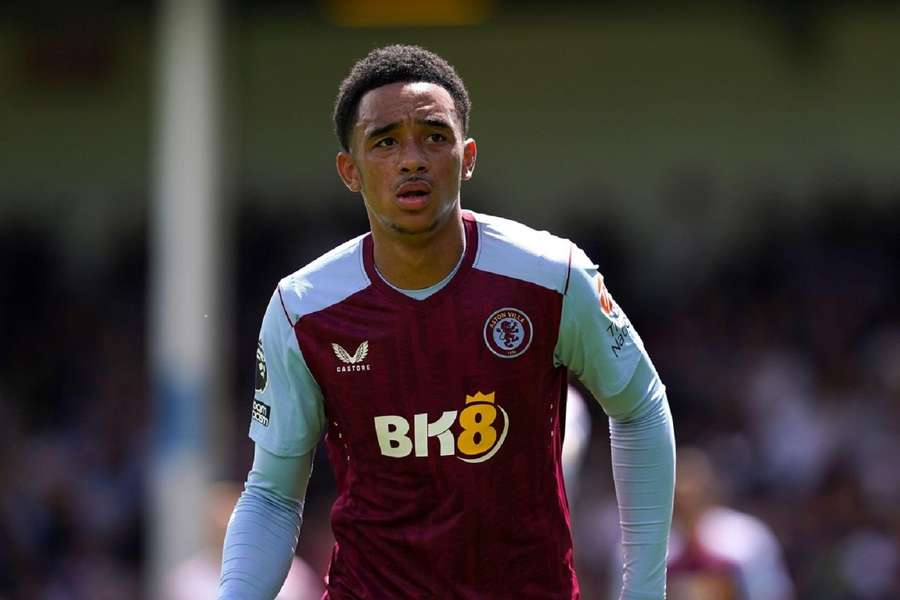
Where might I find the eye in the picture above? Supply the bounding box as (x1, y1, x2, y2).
(427, 133, 447, 143)
(375, 137, 396, 148)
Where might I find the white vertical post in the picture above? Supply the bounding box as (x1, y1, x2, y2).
(149, 0, 222, 597)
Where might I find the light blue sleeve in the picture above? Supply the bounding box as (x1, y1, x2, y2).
(250, 289, 326, 457)
(555, 245, 676, 600)
(218, 445, 314, 599)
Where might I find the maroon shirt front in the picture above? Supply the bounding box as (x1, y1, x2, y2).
(293, 213, 579, 598)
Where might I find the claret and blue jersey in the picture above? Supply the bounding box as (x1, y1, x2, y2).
(249, 211, 667, 599)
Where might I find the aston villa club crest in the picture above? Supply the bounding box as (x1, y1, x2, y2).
(484, 307, 533, 358)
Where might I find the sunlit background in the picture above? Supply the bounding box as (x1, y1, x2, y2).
(1, 1, 898, 598)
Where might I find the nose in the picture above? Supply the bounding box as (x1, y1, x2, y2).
(398, 139, 428, 173)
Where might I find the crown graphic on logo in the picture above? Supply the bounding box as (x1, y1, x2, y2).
(465, 391, 496, 405)
(332, 341, 369, 364)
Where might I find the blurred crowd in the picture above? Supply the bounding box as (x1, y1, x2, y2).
(0, 184, 898, 599)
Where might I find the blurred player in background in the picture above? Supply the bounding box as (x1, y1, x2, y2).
(218, 44, 675, 599)
(165, 481, 322, 599)
(667, 447, 794, 600)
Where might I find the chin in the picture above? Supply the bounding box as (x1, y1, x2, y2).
(396, 208, 462, 237)
(388, 216, 441, 236)
(370, 200, 460, 238)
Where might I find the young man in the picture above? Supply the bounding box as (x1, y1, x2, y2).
(219, 45, 675, 599)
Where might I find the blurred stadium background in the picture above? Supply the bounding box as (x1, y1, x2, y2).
(1, 1, 898, 598)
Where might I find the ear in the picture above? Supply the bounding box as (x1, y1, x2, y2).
(462, 138, 477, 181)
(336, 151, 361, 192)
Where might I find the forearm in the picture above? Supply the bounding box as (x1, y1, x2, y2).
(218, 446, 312, 599)
(218, 485, 302, 599)
(608, 378, 676, 600)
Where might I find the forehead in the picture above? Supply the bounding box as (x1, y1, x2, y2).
(355, 81, 460, 132)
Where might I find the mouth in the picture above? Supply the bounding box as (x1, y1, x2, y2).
(395, 180, 432, 209)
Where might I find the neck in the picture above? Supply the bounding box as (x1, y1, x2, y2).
(371, 209, 465, 290)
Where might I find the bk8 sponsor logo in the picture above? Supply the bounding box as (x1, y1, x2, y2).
(373, 391, 509, 464)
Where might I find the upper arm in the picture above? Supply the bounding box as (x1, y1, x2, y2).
(554, 245, 662, 420)
(249, 288, 326, 457)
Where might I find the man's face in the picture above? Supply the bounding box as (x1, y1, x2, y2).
(336, 81, 476, 240)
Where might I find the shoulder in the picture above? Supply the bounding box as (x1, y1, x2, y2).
(470, 211, 574, 294)
(276, 234, 371, 323)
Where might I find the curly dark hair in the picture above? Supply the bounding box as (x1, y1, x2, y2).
(333, 44, 471, 151)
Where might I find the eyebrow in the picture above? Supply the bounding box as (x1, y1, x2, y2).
(364, 118, 454, 142)
(420, 118, 453, 131)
